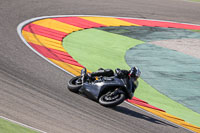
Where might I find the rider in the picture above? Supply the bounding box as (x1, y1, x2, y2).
(88, 67, 141, 93)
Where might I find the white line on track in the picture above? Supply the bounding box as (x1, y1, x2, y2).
(17, 15, 200, 133)
(0, 116, 46, 133)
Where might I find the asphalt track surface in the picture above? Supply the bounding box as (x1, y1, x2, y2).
(0, 0, 200, 133)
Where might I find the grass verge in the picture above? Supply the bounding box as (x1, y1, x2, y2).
(0, 117, 38, 133)
(190, 0, 200, 2)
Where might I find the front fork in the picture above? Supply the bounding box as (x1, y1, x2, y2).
(81, 68, 87, 83)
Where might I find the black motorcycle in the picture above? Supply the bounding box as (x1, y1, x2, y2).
(67, 68, 137, 107)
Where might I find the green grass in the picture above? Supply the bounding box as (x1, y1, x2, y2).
(191, 30, 200, 32)
(190, 0, 200, 2)
(63, 28, 200, 127)
(0, 118, 38, 133)
(64, 29, 144, 70)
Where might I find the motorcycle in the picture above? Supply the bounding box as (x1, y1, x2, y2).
(67, 68, 137, 107)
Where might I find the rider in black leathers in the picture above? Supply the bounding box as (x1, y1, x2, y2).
(88, 67, 141, 94)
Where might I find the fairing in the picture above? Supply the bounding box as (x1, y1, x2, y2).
(79, 77, 135, 100)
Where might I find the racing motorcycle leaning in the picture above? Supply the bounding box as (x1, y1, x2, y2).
(67, 68, 140, 107)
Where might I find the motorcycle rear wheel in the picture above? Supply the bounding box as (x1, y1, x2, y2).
(67, 76, 82, 93)
(98, 90, 125, 107)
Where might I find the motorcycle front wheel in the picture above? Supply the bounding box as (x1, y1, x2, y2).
(98, 90, 125, 107)
(67, 76, 82, 93)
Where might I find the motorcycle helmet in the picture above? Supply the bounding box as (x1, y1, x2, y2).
(129, 66, 141, 79)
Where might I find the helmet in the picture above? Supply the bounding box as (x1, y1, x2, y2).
(129, 67, 141, 79)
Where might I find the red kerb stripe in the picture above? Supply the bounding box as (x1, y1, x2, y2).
(119, 18, 200, 30)
(23, 24, 68, 41)
(127, 99, 165, 112)
(29, 42, 84, 67)
(132, 97, 148, 104)
(53, 17, 106, 29)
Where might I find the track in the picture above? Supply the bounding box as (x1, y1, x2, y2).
(0, 0, 200, 132)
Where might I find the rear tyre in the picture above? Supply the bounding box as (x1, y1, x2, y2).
(98, 91, 125, 107)
(67, 76, 82, 93)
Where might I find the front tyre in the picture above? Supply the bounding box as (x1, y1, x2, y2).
(98, 91, 125, 107)
(67, 76, 82, 93)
